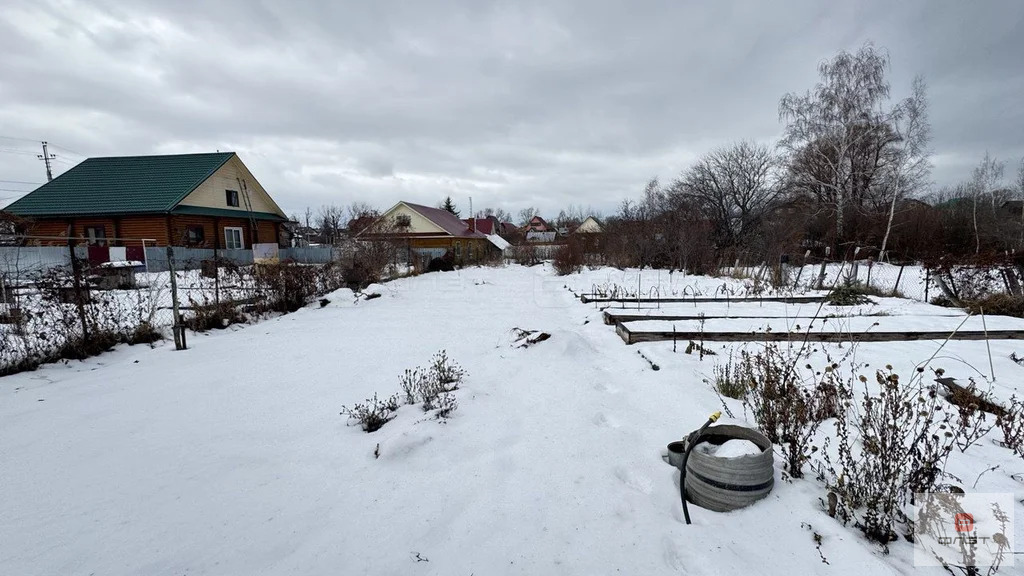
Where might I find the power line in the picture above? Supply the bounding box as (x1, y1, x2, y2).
(0, 179, 42, 185)
(46, 142, 86, 157)
(0, 135, 40, 144)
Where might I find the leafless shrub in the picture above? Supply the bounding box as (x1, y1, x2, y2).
(552, 240, 584, 276)
(510, 244, 541, 266)
(428, 350, 465, 387)
(399, 368, 430, 405)
(395, 350, 465, 419)
(712, 352, 745, 399)
(816, 367, 984, 549)
(732, 344, 843, 479)
(340, 392, 401, 433)
(186, 299, 246, 331)
(996, 395, 1024, 459)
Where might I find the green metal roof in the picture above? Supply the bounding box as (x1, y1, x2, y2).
(4, 152, 235, 217)
(170, 205, 286, 221)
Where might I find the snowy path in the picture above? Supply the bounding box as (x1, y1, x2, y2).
(1, 265, 1008, 574)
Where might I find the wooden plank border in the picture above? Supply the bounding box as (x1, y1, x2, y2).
(614, 323, 1024, 345)
(581, 295, 826, 305)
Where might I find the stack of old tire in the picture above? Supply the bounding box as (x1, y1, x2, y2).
(667, 424, 774, 512)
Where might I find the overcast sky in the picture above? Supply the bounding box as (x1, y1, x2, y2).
(1, 0, 1022, 220)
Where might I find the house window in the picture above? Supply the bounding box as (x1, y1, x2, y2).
(185, 225, 205, 246)
(225, 190, 240, 207)
(84, 226, 107, 246)
(395, 214, 411, 228)
(224, 227, 244, 250)
(454, 240, 462, 260)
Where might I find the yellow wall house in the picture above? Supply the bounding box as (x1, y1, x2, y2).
(574, 216, 603, 234)
(361, 201, 506, 266)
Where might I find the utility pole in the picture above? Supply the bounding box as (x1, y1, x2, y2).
(38, 141, 55, 182)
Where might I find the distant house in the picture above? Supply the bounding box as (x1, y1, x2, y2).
(5, 152, 288, 248)
(574, 216, 603, 234)
(362, 201, 507, 265)
(524, 215, 552, 233)
(526, 230, 558, 243)
(462, 215, 500, 236)
(499, 221, 519, 236)
(1001, 199, 1024, 218)
(286, 224, 323, 247)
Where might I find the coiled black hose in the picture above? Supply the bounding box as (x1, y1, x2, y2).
(679, 411, 720, 525)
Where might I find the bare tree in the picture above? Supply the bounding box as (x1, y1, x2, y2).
(475, 207, 513, 223)
(517, 207, 538, 226)
(303, 207, 313, 229)
(971, 152, 1005, 253)
(779, 43, 899, 246)
(317, 204, 346, 246)
(672, 141, 785, 250)
(879, 76, 931, 260)
(345, 202, 378, 223)
(1017, 157, 1024, 248)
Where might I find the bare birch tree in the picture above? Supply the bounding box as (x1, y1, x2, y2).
(1017, 157, 1024, 248)
(779, 43, 895, 246)
(879, 76, 931, 260)
(970, 152, 1005, 253)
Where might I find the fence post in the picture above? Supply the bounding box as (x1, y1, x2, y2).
(213, 244, 220, 306)
(792, 250, 809, 289)
(68, 235, 90, 341)
(924, 268, 931, 302)
(893, 265, 905, 297)
(814, 260, 828, 290)
(167, 246, 187, 350)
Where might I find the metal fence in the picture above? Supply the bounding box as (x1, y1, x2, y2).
(1, 243, 350, 377)
(0, 245, 339, 277)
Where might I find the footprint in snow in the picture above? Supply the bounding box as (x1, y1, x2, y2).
(661, 535, 686, 572)
(384, 433, 435, 458)
(592, 413, 620, 429)
(614, 466, 653, 494)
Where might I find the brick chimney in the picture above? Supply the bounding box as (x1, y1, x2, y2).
(468, 217, 476, 233)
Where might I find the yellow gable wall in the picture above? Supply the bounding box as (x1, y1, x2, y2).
(377, 203, 447, 234)
(576, 217, 602, 233)
(178, 155, 286, 217)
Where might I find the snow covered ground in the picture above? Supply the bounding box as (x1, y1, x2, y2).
(1, 264, 1022, 575)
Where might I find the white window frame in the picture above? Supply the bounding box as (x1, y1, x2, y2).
(84, 225, 107, 247)
(224, 227, 244, 250)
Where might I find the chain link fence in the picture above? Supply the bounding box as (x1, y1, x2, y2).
(0, 239, 355, 376)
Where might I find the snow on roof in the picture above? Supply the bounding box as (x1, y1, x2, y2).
(97, 260, 144, 269)
(486, 234, 511, 251)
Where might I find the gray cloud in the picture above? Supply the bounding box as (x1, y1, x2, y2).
(1, 0, 1022, 218)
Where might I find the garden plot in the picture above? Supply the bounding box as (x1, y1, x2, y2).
(2, 264, 1023, 576)
(617, 313, 1024, 344)
(601, 297, 959, 324)
(562, 267, 815, 301)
